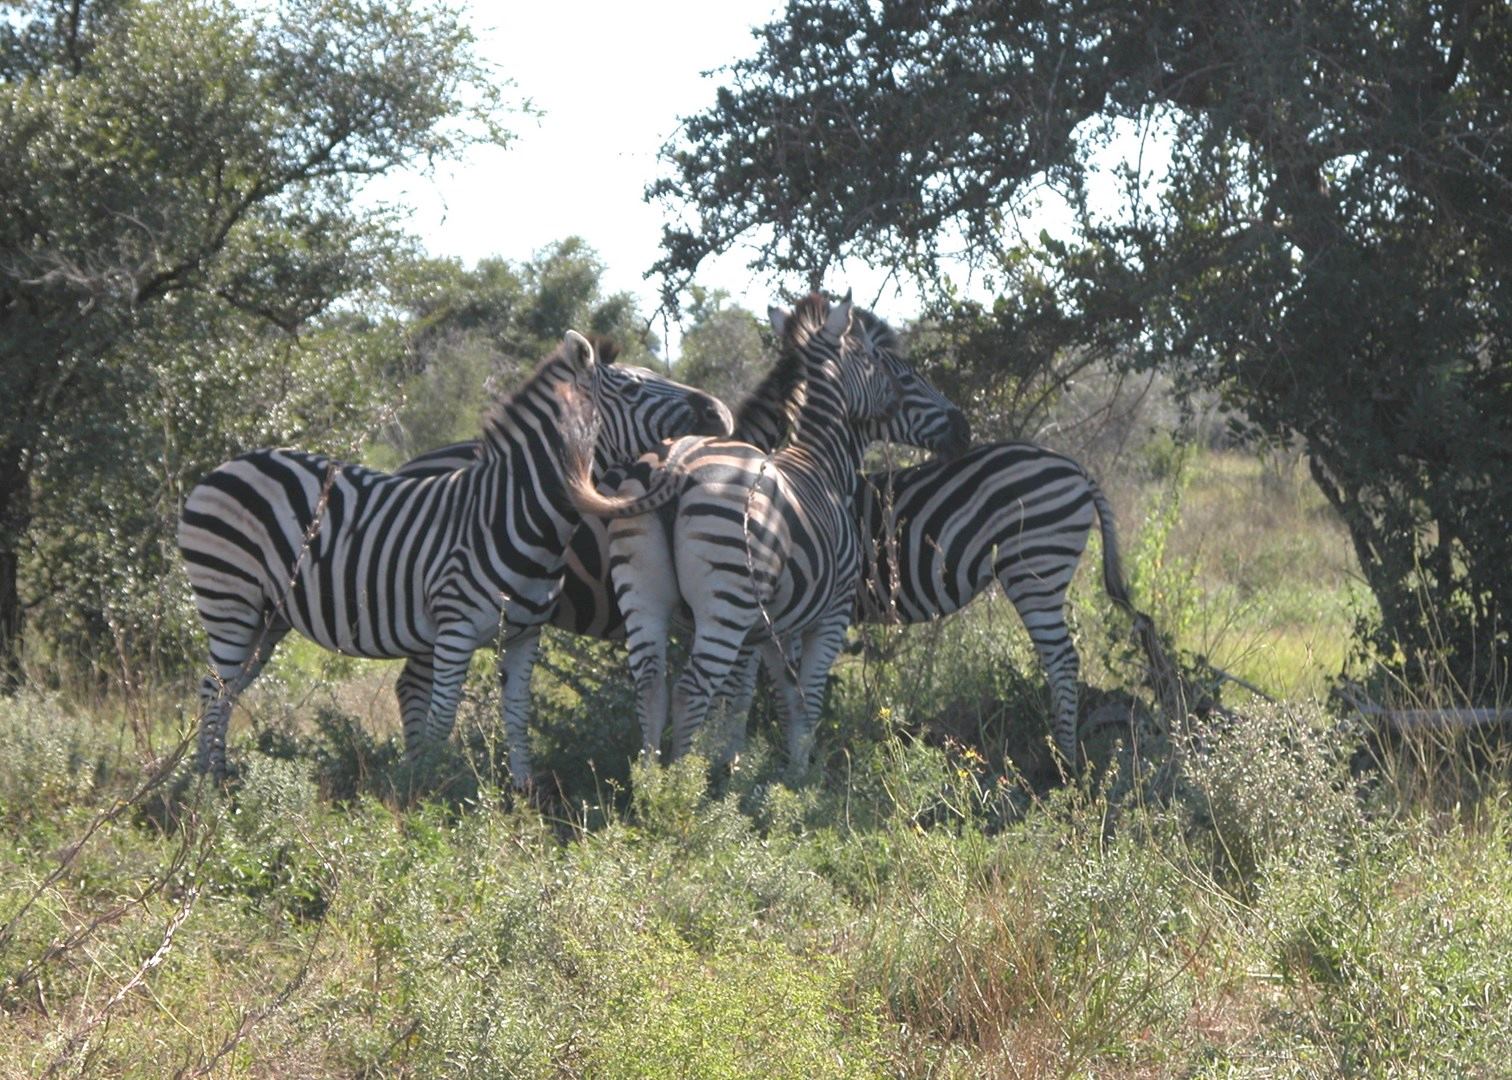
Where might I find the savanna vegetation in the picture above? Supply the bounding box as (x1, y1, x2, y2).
(3, 0, 1509, 1076)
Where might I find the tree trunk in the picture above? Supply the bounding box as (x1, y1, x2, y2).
(0, 454, 29, 692)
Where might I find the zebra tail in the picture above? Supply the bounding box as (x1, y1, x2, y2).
(1089, 471, 1193, 728)
(559, 382, 682, 520)
(1088, 474, 1135, 614)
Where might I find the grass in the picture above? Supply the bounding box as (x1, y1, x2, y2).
(5, 448, 1509, 1077)
(1114, 447, 1373, 700)
(2, 693, 1510, 1077)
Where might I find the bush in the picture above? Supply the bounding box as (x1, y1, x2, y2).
(1182, 704, 1365, 887)
(5, 645, 1512, 1076)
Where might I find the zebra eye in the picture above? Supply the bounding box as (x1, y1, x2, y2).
(621, 380, 644, 401)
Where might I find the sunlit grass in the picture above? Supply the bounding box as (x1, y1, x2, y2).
(9, 448, 1507, 1077)
(1116, 448, 1373, 698)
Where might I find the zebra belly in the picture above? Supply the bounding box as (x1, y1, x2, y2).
(280, 552, 437, 659)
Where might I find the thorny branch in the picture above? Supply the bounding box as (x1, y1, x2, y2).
(43, 885, 202, 1078)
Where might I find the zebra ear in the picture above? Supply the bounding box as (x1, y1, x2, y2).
(767, 305, 789, 337)
(562, 330, 595, 375)
(824, 290, 853, 340)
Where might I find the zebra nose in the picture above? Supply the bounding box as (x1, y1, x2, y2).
(941, 409, 971, 458)
(692, 393, 734, 436)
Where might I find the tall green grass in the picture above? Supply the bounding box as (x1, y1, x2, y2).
(1115, 447, 1372, 700)
(6, 448, 1506, 1078)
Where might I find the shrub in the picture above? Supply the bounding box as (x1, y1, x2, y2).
(1182, 703, 1365, 888)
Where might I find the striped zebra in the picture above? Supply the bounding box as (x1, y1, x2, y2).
(177, 331, 732, 784)
(563, 292, 968, 774)
(695, 334, 1133, 771)
(849, 443, 1132, 769)
(667, 322, 1132, 772)
(399, 307, 969, 638)
(402, 330, 1132, 774)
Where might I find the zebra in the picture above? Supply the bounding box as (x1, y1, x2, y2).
(398, 307, 969, 638)
(847, 443, 1132, 769)
(563, 291, 968, 775)
(401, 328, 1132, 774)
(177, 331, 733, 784)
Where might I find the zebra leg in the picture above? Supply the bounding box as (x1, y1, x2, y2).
(755, 637, 806, 767)
(195, 616, 289, 779)
(709, 648, 763, 764)
(1040, 636, 1082, 775)
(782, 613, 850, 776)
(415, 633, 479, 754)
(608, 515, 679, 762)
(395, 655, 435, 759)
(497, 624, 543, 789)
(998, 564, 1081, 773)
(669, 621, 755, 762)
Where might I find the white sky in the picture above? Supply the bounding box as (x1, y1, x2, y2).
(365, 2, 1153, 361)
(364, 0, 988, 359)
(365, 1, 785, 352)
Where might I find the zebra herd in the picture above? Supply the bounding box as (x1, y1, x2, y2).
(179, 292, 1134, 787)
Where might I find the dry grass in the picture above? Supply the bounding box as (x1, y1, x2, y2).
(1116, 449, 1371, 698)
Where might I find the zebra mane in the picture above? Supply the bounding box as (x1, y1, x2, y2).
(850, 306, 899, 359)
(477, 335, 619, 455)
(785, 291, 832, 340)
(733, 347, 806, 451)
(734, 297, 901, 452)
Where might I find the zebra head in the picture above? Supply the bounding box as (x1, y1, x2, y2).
(767, 293, 968, 459)
(558, 332, 734, 469)
(852, 308, 971, 460)
(768, 291, 904, 427)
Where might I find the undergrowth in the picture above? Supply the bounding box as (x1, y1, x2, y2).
(4, 449, 1504, 1078)
(2, 685, 1510, 1078)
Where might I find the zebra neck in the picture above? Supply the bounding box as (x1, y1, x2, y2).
(476, 378, 577, 529)
(733, 361, 803, 452)
(783, 378, 869, 494)
(733, 398, 789, 453)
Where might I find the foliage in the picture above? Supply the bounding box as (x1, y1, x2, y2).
(0, 0, 516, 681)
(27, 299, 404, 681)
(652, 0, 1512, 700)
(374, 239, 663, 466)
(671, 286, 770, 408)
(2, 678, 1511, 1077)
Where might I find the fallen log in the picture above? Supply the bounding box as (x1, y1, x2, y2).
(1351, 705, 1511, 732)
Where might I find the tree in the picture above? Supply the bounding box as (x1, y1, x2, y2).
(673, 287, 769, 406)
(26, 298, 404, 681)
(651, 0, 1512, 697)
(0, 0, 513, 682)
(375, 239, 664, 465)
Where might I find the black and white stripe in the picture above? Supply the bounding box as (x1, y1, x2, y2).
(178, 332, 732, 783)
(852, 443, 1131, 767)
(682, 314, 1132, 770)
(563, 292, 967, 774)
(403, 323, 1131, 772)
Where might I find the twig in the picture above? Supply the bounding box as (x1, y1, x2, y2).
(1353, 706, 1510, 732)
(1199, 661, 1277, 704)
(3, 810, 198, 1004)
(43, 886, 200, 1078)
